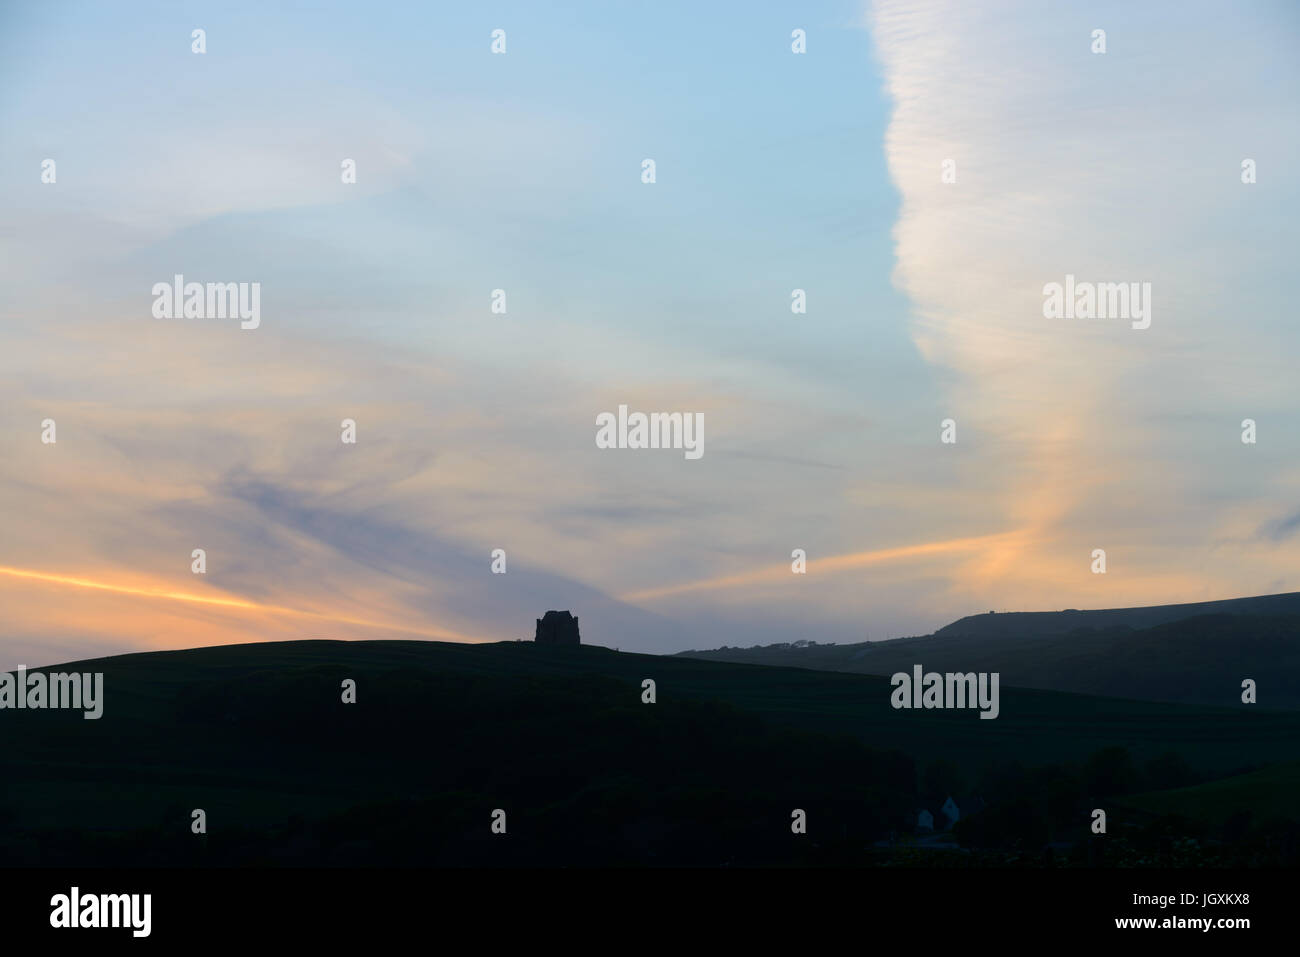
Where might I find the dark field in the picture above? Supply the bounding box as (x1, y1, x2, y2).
(3, 638, 1297, 866)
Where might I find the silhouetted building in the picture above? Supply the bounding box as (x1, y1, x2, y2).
(535, 610, 580, 646)
(914, 793, 985, 833)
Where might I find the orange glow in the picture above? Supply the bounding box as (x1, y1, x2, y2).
(0, 565, 486, 643)
(619, 530, 1031, 602)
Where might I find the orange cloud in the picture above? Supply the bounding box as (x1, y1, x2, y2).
(0, 565, 486, 643)
(619, 531, 1031, 602)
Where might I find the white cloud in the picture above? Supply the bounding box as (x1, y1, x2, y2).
(869, 0, 1300, 603)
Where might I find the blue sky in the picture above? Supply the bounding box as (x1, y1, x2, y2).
(1, 0, 1297, 666)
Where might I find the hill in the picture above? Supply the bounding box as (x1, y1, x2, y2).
(678, 613, 1300, 710)
(1117, 762, 1300, 830)
(3, 638, 1298, 866)
(933, 591, 1300, 638)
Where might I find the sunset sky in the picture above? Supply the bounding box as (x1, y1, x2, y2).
(2, 0, 1297, 668)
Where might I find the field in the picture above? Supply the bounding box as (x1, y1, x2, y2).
(3, 638, 1297, 866)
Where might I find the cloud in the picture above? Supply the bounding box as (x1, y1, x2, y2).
(868, 0, 1300, 608)
(620, 531, 1027, 602)
(1259, 509, 1300, 543)
(0, 312, 717, 664)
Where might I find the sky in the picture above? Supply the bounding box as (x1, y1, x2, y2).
(1, 0, 1297, 668)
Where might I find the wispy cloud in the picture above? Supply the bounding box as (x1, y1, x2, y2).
(620, 531, 1027, 602)
(868, 0, 1300, 608)
(1259, 509, 1300, 543)
(0, 564, 482, 642)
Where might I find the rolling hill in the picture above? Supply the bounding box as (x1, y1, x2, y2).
(934, 591, 1300, 637)
(678, 611, 1300, 709)
(3, 637, 1299, 866)
(1117, 762, 1300, 830)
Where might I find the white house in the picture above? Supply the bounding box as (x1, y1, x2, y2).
(915, 794, 988, 835)
(940, 796, 960, 828)
(916, 796, 966, 833)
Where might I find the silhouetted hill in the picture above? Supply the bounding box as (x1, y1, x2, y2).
(3, 639, 1298, 866)
(679, 613, 1300, 710)
(2, 640, 914, 867)
(933, 591, 1300, 637)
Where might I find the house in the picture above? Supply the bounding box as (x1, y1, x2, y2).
(535, 610, 581, 646)
(914, 802, 954, 833)
(915, 794, 981, 833)
(915, 798, 958, 832)
(914, 793, 988, 835)
(940, 796, 960, 828)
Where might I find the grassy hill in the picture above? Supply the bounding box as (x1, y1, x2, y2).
(3, 638, 1298, 866)
(678, 613, 1300, 710)
(1117, 762, 1300, 829)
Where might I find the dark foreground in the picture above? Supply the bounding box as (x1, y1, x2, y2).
(3, 638, 1297, 868)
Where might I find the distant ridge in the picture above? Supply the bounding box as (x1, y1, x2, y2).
(677, 593, 1300, 709)
(935, 591, 1300, 638)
